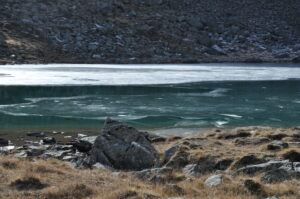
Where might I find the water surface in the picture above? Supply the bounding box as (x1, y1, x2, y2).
(0, 63, 299, 136)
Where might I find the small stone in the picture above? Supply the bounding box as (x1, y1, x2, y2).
(49, 144, 73, 151)
(211, 44, 226, 55)
(27, 132, 45, 137)
(41, 150, 72, 159)
(134, 167, 173, 180)
(92, 54, 102, 59)
(14, 151, 28, 158)
(78, 133, 87, 138)
(92, 163, 114, 171)
(62, 156, 77, 161)
(204, 175, 223, 187)
(183, 164, 203, 177)
(28, 149, 45, 156)
(88, 42, 99, 51)
(0, 146, 15, 151)
(42, 137, 56, 144)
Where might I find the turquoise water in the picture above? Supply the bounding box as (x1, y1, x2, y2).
(0, 80, 299, 130)
(0, 64, 299, 133)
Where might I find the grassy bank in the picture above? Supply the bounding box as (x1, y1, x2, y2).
(0, 127, 300, 199)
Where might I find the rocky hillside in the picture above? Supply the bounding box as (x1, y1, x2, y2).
(0, 0, 300, 64)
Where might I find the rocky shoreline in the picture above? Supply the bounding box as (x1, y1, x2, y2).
(0, 119, 300, 198)
(0, 0, 299, 64)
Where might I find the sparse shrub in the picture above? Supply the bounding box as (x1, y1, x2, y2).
(10, 176, 47, 190)
(281, 149, 300, 162)
(45, 183, 94, 199)
(1, 160, 18, 169)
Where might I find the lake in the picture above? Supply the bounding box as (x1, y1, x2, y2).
(0, 63, 300, 137)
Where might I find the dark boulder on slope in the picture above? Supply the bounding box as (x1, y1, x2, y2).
(42, 137, 56, 144)
(70, 140, 92, 153)
(0, 138, 9, 147)
(89, 118, 159, 170)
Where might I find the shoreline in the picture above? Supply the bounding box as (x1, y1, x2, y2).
(1, 125, 300, 145)
(1, 57, 299, 65)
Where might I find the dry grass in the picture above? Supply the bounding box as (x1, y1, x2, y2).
(0, 155, 299, 199)
(0, 127, 299, 199)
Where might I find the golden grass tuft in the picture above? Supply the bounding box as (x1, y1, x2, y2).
(1, 160, 19, 169)
(44, 183, 94, 199)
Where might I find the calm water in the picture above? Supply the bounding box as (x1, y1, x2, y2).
(0, 63, 299, 134)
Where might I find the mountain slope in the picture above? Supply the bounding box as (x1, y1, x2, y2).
(1, 0, 299, 64)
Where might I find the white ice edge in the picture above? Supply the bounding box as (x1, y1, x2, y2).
(0, 63, 299, 85)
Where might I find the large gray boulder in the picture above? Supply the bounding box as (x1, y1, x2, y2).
(89, 118, 159, 170)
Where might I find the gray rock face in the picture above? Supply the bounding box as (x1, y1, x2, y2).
(231, 154, 266, 170)
(163, 145, 191, 170)
(235, 137, 271, 146)
(261, 169, 293, 184)
(41, 150, 72, 159)
(214, 159, 233, 170)
(80, 136, 97, 144)
(183, 164, 203, 177)
(90, 118, 159, 170)
(70, 140, 92, 153)
(233, 160, 293, 176)
(204, 175, 223, 187)
(272, 48, 290, 58)
(134, 167, 173, 180)
(163, 145, 180, 164)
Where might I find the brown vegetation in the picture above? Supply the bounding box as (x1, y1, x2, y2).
(0, 127, 300, 199)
